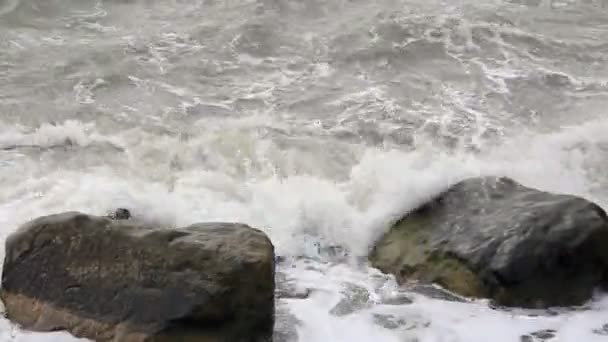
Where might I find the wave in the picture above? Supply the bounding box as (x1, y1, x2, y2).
(1, 117, 606, 260)
(0, 120, 124, 151)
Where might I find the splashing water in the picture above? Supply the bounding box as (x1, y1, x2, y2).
(1, 0, 608, 341)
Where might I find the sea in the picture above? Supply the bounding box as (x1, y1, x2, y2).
(1, 0, 608, 341)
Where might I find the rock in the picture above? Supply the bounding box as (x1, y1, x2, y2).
(373, 314, 430, 332)
(276, 286, 312, 300)
(329, 283, 371, 316)
(520, 329, 557, 342)
(592, 323, 608, 336)
(409, 284, 467, 303)
(380, 293, 413, 305)
(110, 208, 131, 220)
(530, 329, 556, 340)
(370, 176, 608, 308)
(275, 255, 287, 264)
(1, 212, 275, 342)
(275, 272, 312, 300)
(372, 314, 407, 330)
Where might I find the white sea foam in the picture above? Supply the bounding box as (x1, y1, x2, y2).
(0, 115, 607, 341)
(2, 0, 608, 341)
(0, 120, 123, 150)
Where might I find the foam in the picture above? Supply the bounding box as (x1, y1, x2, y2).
(0, 125, 605, 331)
(282, 260, 608, 342)
(2, 0, 608, 340)
(1, 115, 607, 341)
(1, 116, 607, 255)
(0, 120, 123, 150)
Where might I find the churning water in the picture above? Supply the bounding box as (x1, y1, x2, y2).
(1, 0, 608, 341)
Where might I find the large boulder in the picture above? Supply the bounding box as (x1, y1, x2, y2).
(1, 212, 275, 342)
(370, 176, 608, 308)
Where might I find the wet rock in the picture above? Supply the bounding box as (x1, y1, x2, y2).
(277, 287, 312, 300)
(520, 335, 534, 342)
(380, 294, 414, 305)
(276, 255, 287, 264)
(592, 323, 608, 335)
(542, 72, 571, 88)
(275, 272, 312, 300)
(373, 313, 430, 332)
(1, 212, 275, 342)
(273, 304, 300, 342)
(531, 329, 556, 340)
(409, 284, 467, 303)
(370, 176, 608, 308)
(520, 329, 557, 341)
(329, 283, 371, 316)
(110, 208, 131, 220)
(372, 314, 407, 330)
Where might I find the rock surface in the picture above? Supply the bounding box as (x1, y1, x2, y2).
(1, 212, 275, 342)
(370, 176, 608, 308)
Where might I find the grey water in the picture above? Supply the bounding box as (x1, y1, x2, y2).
(1, 0, 608, 341)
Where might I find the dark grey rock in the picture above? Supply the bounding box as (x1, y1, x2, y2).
(276, 287, 312, 300)
(329, 283, 371, 316)
(531, 329, 556, 340)
(520, 329, 557, 341)
(1, 212, 275, 342)
(275, 255, 287, 264)
(370, 176, 608, 308)
(372, 314, 407, 330)
(110, 208, 131, 220)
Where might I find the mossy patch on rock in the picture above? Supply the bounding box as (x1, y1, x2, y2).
(369, 210, 433, 272)
(417, 253, 488, 298)
(370, 210, 487, 299)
